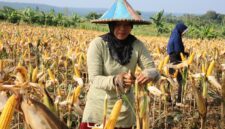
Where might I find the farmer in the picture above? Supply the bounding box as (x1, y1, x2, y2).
(166, 22, 189, 105)
(80, 0, 160, 129)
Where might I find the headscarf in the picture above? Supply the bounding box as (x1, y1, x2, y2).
(100, 22, 137, 65)
(167, 23, 188, 55)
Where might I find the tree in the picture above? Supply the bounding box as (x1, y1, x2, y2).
(22, 8, 37, 24)
(86, 12, 101, 20)
(70, 13, 81, 27)
(150, 10, 169, 35)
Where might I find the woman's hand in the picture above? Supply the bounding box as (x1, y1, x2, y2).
(114, 71, 135, 88)
(136, 73, 152, 86)
(123, 72, 135, 87)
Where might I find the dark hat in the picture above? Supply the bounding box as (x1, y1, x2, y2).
(91, 0, 150, 25)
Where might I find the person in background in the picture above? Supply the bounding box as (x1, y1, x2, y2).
(80, 0, 160, 129)
(167, 22, 189, 106)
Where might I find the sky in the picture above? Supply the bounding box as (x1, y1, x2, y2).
(1, 0, 225, 14)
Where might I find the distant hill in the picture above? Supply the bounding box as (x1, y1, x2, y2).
(0, 1, 158, 19)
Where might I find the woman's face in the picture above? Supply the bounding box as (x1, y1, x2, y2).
(113, 21, 132, 40)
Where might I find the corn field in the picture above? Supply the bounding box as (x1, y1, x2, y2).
(0, 22, 225, 129)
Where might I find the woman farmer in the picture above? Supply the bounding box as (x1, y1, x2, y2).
(167, 22, 189, 105)
(80, 0, 160, 129)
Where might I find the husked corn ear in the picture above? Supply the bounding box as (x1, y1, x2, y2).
(180, 53, 186, 61)
(188, 52, 195, 65)
(104, 99, 123, 129)
(0, 95, 17, 129)
(157, 60, 164, 71)
(74, 66, 81, 78)
(72, 85, 82, 104)
(163, 55, 169, 66)
(0, 60, 3, 72)
(47, 69, 55, 81)
(32, 66, 38, 82)
(173, 70, 179, 78)
(206, 60, 215, 76)
(156, 46, 161, 54)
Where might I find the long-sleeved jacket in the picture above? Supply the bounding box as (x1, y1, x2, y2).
(82, 37, 159, 128)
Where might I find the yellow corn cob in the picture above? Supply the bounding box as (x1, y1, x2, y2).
(47, 69, 55, 81)
(56, 87, 62, 97)
(157, 60, 164, 72)
(187, 52, 195, 65)
(32, 66, 38, 82)
(64, 61, 68, 68)
(202, 51, 207, 59)
(0, 95, 17, 129)
(0, 60, 3, 72)
(156, 46, 161, 54)
(173, 70, 179, 78)
(74, 66, 81, 78)
(180, 53, 186, 61)
(72, 85, 82, 104)
(163, 55, 169, 66)
(104, 99, 123, 129)
(0, 40, 3, 51)
(206, 60, 215, 76)
(163, 67, 169, 76)
(17, 62, 22, 67)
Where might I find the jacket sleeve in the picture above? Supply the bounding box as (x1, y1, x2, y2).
(137, 41, 160, 82)
(87, 38, 115, 91)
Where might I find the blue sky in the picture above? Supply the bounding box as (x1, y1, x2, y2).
(1, 0, 225, 14)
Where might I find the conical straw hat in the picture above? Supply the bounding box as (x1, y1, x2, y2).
(91, 0, 150, 25)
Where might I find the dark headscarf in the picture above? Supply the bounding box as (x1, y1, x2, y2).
(167, 22, 188, 55)
(100, 22, 137, 65)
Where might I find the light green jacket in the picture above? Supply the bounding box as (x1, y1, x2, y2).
(82, 37, 159, 128)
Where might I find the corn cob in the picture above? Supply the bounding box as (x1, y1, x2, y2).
(156, 46, 161, 54)
(206, 60, 215, 76)
(157, 60, 164, 72)
(163, 55, 169, 66)
(74, 66, 81, 78)
(187, 52, 195, 65)
(104, 99, 123, 129)
(173, 70, 179, 78)
(0, 95, 17, 129)
(47, 69, 55, 81)
(72, 85, 82, 104)
(0, 60, 3, 72)
(180, 53, 186, 61)
(201, 64, 206, 74)
(32, 66, 38, 82)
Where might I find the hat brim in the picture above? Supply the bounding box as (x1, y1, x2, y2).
(91, 19, 151, 25)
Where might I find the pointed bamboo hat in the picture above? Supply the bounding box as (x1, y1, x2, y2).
(91, 0, 150, 25)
